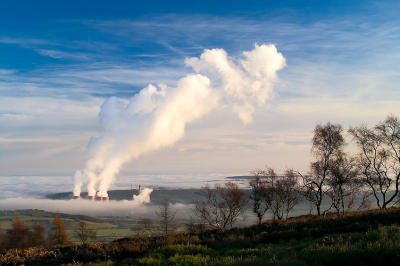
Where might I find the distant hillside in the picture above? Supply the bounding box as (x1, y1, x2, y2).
(226, 175, 253, 180)
(45, 188, 252, 204)
(0, 209, 103, 223)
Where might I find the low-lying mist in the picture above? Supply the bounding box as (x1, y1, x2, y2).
(0, 197, 191, 218)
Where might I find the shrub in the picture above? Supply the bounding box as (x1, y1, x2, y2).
(301, 226, 400, 266)
(168, 254, 210, 265)
(138, 253, 163, 265)
(160, 244, 211, 257)
(0, 247, 56, 265)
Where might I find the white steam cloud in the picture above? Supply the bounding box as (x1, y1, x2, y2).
(73, 44, 286, 197)
(133, 188, 153, 204)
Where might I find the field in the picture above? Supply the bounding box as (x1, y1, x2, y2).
(0, 209, 190, 243)
(0, 210, 150, 242)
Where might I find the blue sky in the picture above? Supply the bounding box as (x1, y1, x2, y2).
(1, 0, 400, 180)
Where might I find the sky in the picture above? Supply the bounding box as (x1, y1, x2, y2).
(0, 0, 400, 191)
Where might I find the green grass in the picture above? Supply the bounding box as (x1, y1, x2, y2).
(79, 221, 117, 229)
(0, 221, 11, 229)
(111, 226, 400, 265)
(0, 210, 187, 242)
(0, 211, 148, 242)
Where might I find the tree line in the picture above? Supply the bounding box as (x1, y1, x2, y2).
(192, 115, 400, 228)
(0, 213, 96, 250)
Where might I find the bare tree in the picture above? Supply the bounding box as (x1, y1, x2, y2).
(194, 182, 248, 230)
(267, 168, 301, 220)
(349, 115, 400, 209)
(249, 170, 269, 224)
(301, 123, 344, 215)
(0, 218, 49, 250)
(155, 198, 176, 238)
(280, 169, 302, 219)
(357, 191, 372, 210)
(219, 182, 249, 227)
(49, 213, 72, 246)
(0, 231, 6, 251)
(31, 224, 47, 247)
(75, 221, 96, 245)
(141, 218, 153, 230)
(5, 217, 32, 249)
(326, 154, 359, 215)
(2, 218, 48, 249)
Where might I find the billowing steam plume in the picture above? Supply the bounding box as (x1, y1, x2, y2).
(133, 188, 153, 204)
(73, 44, 286, 197)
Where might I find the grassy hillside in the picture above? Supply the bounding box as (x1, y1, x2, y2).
(0, 210, 108, 231)
(122, 226, 400, 266)
(0, 210, 157, 242)
(2, 207, 400, 265)
(0, 209, 193, 243)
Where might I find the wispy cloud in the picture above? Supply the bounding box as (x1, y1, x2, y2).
(36, 49, 90, 60)
(0, 69, 17, 75)
(0, 37, 50, 46)
(87, 13, 400, 61)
